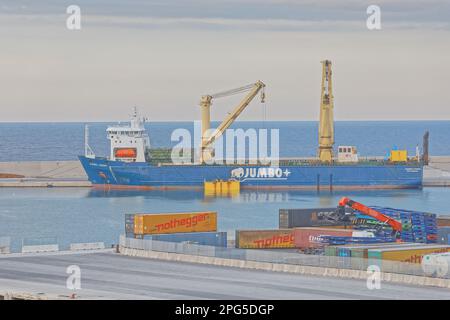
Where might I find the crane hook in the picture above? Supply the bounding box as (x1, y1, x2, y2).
(260, 89, 266, 103)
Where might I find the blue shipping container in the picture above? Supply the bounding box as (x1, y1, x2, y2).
(127, 231, 228, 247)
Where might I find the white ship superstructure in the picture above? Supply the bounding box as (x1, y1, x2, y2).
(106, 107, 150, 162)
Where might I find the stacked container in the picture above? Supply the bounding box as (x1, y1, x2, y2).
(141, 232, 227, 247)
(367, 244, 450, 263)
(319, 235, 395, 246)
(125, 211, 227, 247)
(235, 230, 295, 249)
(325, 242, 420, 258)
(437, 216, 450, 227)
(279, 208, 352, 228)
(293, 227, 369, 249)
(362, 206, 438, 244)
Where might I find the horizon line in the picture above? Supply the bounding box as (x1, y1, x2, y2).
(0, 119, 449, 124)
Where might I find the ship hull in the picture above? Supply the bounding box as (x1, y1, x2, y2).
(79, 156, 423, 190)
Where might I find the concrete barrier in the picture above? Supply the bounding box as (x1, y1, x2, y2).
(70, 242, 105, 251)
(0, 247, 10, 254)
(119, 246, 450, 289)
(22, 244, 59, 254)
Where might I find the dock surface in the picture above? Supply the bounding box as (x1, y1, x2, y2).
(1, 251, 450, 299)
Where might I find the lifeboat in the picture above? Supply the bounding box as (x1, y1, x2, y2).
(115, 148, 137, 158)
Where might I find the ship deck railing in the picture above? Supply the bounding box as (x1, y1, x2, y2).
(150, 157, 422, 167)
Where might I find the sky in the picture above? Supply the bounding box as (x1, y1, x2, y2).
(0, 0, 449, 121)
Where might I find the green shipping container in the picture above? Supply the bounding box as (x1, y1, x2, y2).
(325, 246, 338, 256)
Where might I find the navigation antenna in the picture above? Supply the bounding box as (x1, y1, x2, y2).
(84, 124, 96, 159)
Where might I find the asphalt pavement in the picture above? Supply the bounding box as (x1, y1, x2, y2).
(1, 251, 450, 299)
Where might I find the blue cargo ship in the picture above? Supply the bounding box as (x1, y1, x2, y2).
(79, 109, 423, 190)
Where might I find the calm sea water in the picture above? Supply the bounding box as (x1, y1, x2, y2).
(0, 121, 449, 161)
(1, 187, 450, 252)
(1, 121, 450, 252)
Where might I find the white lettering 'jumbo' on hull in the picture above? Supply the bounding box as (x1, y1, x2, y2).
(230, 167, 291, 182)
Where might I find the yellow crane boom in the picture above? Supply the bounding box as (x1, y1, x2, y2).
(318, 60, 334, 162)
(200, 80, 266, 163)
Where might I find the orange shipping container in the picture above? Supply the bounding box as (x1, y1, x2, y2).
(236, 229, 295, 249)
(437, 216, 450, 227)
(133, 211, 217, 235)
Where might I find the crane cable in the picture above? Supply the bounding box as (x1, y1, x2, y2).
(210, 83, 256, 99)
(261, 87, 267, 129)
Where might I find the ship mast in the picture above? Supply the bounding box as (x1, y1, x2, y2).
(84, 124, 95, 159)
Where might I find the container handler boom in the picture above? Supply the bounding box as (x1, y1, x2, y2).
(318, 197, 402, 234)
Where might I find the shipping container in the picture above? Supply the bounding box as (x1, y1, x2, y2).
(279, 208, 352, 229)
(422, 252, 450, 277)
(314, 225, 353, 229)
(324, 243, 415, 270)
(128, 231, 227, 247)
(133, 211, 217, 235)
(324, 246, 338, 256)
(325, 242, 419, 258)
(293, 227, 356, 248)
(390, 150, 407, 162)
(235, 229, 295, 249)
(367, 245, 450, 263)
(125, 214, 135, 234)
(438, 227, 450, 244)
(437, 216, 450, 227)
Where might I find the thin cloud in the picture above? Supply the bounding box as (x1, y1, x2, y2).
(2, 13, 449, 32)
(1, 0, 449, 23)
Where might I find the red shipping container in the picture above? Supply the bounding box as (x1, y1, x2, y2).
(294, 227, 355, 248)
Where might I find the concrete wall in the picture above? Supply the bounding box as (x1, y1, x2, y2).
(120, 246, 450, 289)
(0, 161, 86, 179)
(424, 156, 450, 186)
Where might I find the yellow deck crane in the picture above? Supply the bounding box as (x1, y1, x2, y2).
(318, 60, 334, 162)
(199, 80, 266, 164)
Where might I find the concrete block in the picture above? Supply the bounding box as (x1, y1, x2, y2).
(22, 244, 59, 254)
(0, 247, 10, 254)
